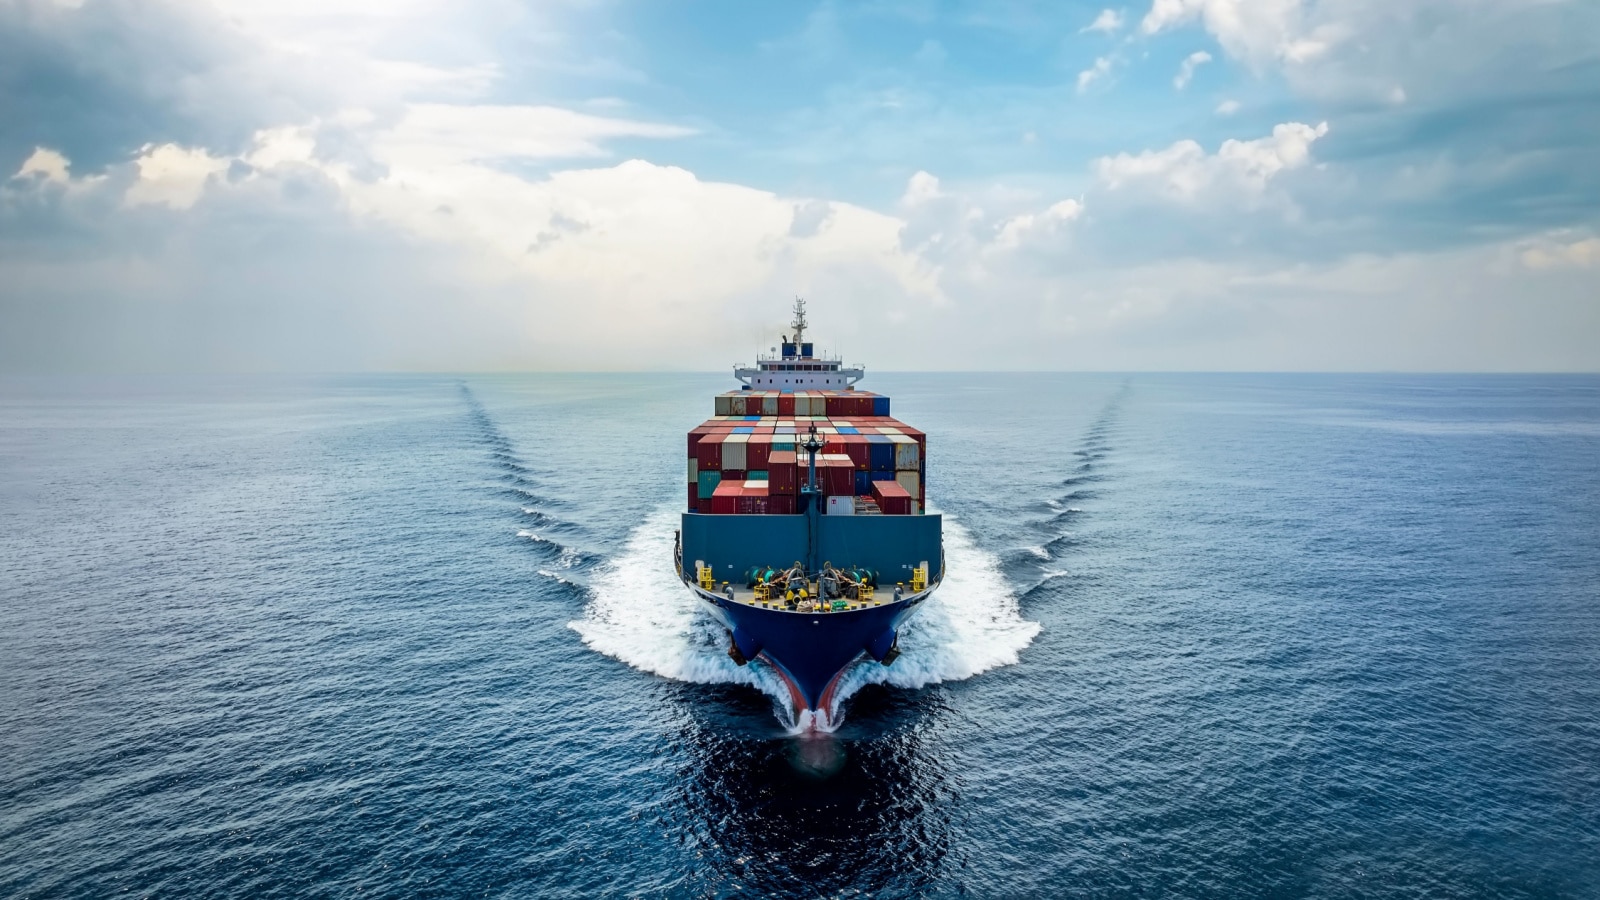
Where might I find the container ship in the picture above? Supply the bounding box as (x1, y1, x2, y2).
(674, 300, 943, 725)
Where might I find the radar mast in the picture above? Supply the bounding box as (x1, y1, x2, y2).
(790, 297, 808, 349)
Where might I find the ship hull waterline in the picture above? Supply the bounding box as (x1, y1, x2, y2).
(686, 583, 935, 720)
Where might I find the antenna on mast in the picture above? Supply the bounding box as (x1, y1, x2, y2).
(790, 297, 808, 349)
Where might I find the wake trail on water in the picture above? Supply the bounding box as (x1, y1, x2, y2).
(458, 383, 599, 582)
(568, 506, 1039, 732)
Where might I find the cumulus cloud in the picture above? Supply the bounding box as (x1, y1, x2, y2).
(1174, 50, 1212, 89)
(1082, 9, 1124, 34)
(1094, 121, 1330, 200)
(1077, 56, 1115, 93)
(14, 147, 71, 183)
(124, 143, 230, 209)
(2, 125, 947, 369)
(992, 199, 1084, 251)
(900, 171, 944, 207)
(1140, 0, 1338, 67)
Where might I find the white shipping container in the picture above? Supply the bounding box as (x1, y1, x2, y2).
(889, 434, 920, 470)
(715, 395, 734, 416)
(723, 433, 749, 470)
(826, 496, 855, 516)
(688, 457, 699, 483)
(895, 470, 920, 497)
(761, 395, 779, 415)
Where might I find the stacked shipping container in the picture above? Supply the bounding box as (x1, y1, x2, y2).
(687, 391, 926, 516)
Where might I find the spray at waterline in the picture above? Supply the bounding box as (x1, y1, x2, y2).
(570, 505, 1039, 730)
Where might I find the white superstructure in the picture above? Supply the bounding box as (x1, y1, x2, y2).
(733, 298, 865, 389)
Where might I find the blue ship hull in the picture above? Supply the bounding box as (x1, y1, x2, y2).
(677, 510, 943, 715)
(692, 586, 929, 711)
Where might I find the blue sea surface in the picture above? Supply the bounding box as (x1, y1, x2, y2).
(3, 373, 1598, 898)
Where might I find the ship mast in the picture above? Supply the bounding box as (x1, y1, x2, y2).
(790, 297, 808, 351)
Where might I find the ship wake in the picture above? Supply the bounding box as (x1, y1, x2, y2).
(568, 506, 1039, 732)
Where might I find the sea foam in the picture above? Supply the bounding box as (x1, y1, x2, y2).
(569, 505, 1039, 730)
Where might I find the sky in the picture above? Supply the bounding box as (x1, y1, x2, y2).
(1, 0, 1597, 372)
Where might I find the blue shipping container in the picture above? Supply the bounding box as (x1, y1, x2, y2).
(867, 436, 895, 472)
(872, 396, 891, 416)
(870, 471, 897, 481)
(836, 426, 859, 435)
(854, 470, 874, 496)
(733, 426, 755, 434)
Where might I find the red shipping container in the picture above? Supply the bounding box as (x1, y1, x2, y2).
(769, 494, 796, 515)
(696, 498, 712, 514)
(736, 482, 770, 515)
(871, 479, 913, 515)
(696, 434, 724, 470)
(710, 481, 742, 515)
(688, 484, 697, 511)
(843, 434, 870, 470)
(721, 469, 746, 483)
(687, 426, 713, 458)
(747, 435, 772, 470)
(777, 394, 795, 416)
(824, 457, 854, 496)
(767, 451, 797, 494)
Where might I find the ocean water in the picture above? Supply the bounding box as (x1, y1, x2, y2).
(3, 372, 1598, 898)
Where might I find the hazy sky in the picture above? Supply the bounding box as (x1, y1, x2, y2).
(2, 0, 1597, 372)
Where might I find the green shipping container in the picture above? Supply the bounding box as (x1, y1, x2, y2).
(697, 470, 722, 500)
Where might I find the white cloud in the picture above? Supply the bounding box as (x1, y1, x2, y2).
(1094, 121, 1329, 199)
(370, 104, 696, 170)
(1519, 234, 1600, 270)
(1174, 50, 1212, 89)
(1082, 9, 1124, 34)
(1077, 56, 1115, 93)
(246, 126, 318, 169)
(6, 0, 1596, 373)
(900, 171, 944, 207)
(14, 147, 71, 183)
(124, 144, 231, 209)
(992, 199, 1084, 251)
(1139, 0, 1342, 68)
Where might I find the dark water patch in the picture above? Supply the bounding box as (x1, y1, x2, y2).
(665, 690, 957, 898)
(1042, 532, 1083, 555)
(1051, 507, 1086, 526)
